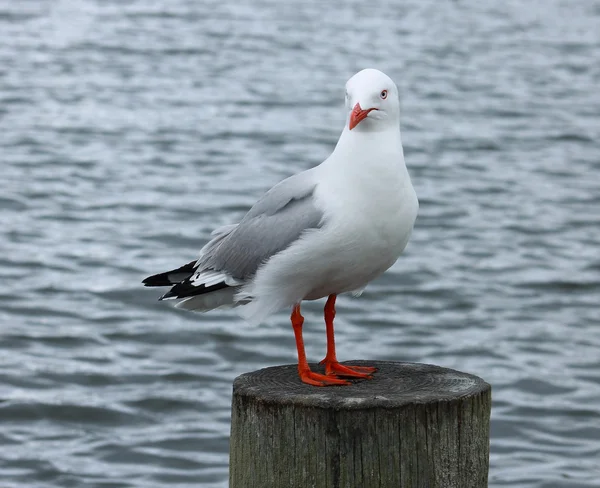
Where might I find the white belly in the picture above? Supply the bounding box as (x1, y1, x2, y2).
(305, 181, 418, 299)
(236, 130, 419, 324)
(251, 164, 413, 299)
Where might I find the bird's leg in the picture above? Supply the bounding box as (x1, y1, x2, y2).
(291, 303, 350, 386)
(319, 294, 377, 378)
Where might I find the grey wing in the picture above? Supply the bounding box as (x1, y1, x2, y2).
(197, 168, 323, 280)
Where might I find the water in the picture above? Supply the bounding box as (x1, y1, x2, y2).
(1, 0, 599, 486)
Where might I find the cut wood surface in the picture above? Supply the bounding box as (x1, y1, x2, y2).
(230, 360, 491, 488)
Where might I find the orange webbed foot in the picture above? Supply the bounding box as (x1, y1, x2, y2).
(319, 360, 377, 379)
(298, 368, 351, 386)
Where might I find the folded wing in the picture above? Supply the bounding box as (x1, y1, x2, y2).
(143, 168, 324, 310)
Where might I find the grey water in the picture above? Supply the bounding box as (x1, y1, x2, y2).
(1, 0, 599, 486)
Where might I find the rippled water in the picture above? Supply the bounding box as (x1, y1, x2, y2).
(1, 1, 599, 487)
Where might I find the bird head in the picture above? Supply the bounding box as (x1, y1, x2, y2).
(344, 69, 400, 132)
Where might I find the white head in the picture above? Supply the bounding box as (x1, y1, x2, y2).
(344, 69, 400, 132)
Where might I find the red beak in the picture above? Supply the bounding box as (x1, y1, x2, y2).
(349, 103, 376, 130)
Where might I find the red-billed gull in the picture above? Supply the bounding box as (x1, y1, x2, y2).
(143, 69, 419, 386)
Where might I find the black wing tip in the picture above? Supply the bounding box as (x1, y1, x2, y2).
(142, 260, 198, 288)
(142, 274, 171, 287)
(159, 290, 177, 300)
(160, 280, 230, 301)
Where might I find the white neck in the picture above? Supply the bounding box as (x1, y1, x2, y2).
(333, 125, 403, 161)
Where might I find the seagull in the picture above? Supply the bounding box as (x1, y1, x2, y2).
(143, 69, 419, 386)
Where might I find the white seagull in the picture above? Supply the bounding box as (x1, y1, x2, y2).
(143, 69, 419, 386)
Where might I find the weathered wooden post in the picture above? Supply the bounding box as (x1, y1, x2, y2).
(230, 361, 491, 488)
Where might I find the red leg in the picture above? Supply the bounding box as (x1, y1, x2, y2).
(319, 294, 377, 378)
(291, 303, 350, 386)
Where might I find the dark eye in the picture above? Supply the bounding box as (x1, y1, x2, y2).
(380, 90, 388, 99)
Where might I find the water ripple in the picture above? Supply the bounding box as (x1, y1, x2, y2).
(1, 0, 599, 487)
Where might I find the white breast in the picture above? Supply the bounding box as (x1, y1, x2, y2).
(302, 146, 418, 298)
(237, 129, 419, 321)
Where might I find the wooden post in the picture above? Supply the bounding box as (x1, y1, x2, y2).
(230, 361, 491, 488)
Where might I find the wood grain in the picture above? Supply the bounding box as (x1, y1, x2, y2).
(230, 361, 491, 488)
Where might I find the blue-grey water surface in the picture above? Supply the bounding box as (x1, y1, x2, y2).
(1, 1, 599, 487)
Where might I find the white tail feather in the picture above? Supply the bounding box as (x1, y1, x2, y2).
(175, 288, 238, 312)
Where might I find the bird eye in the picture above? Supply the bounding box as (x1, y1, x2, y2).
(380, 90, 388, 99)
